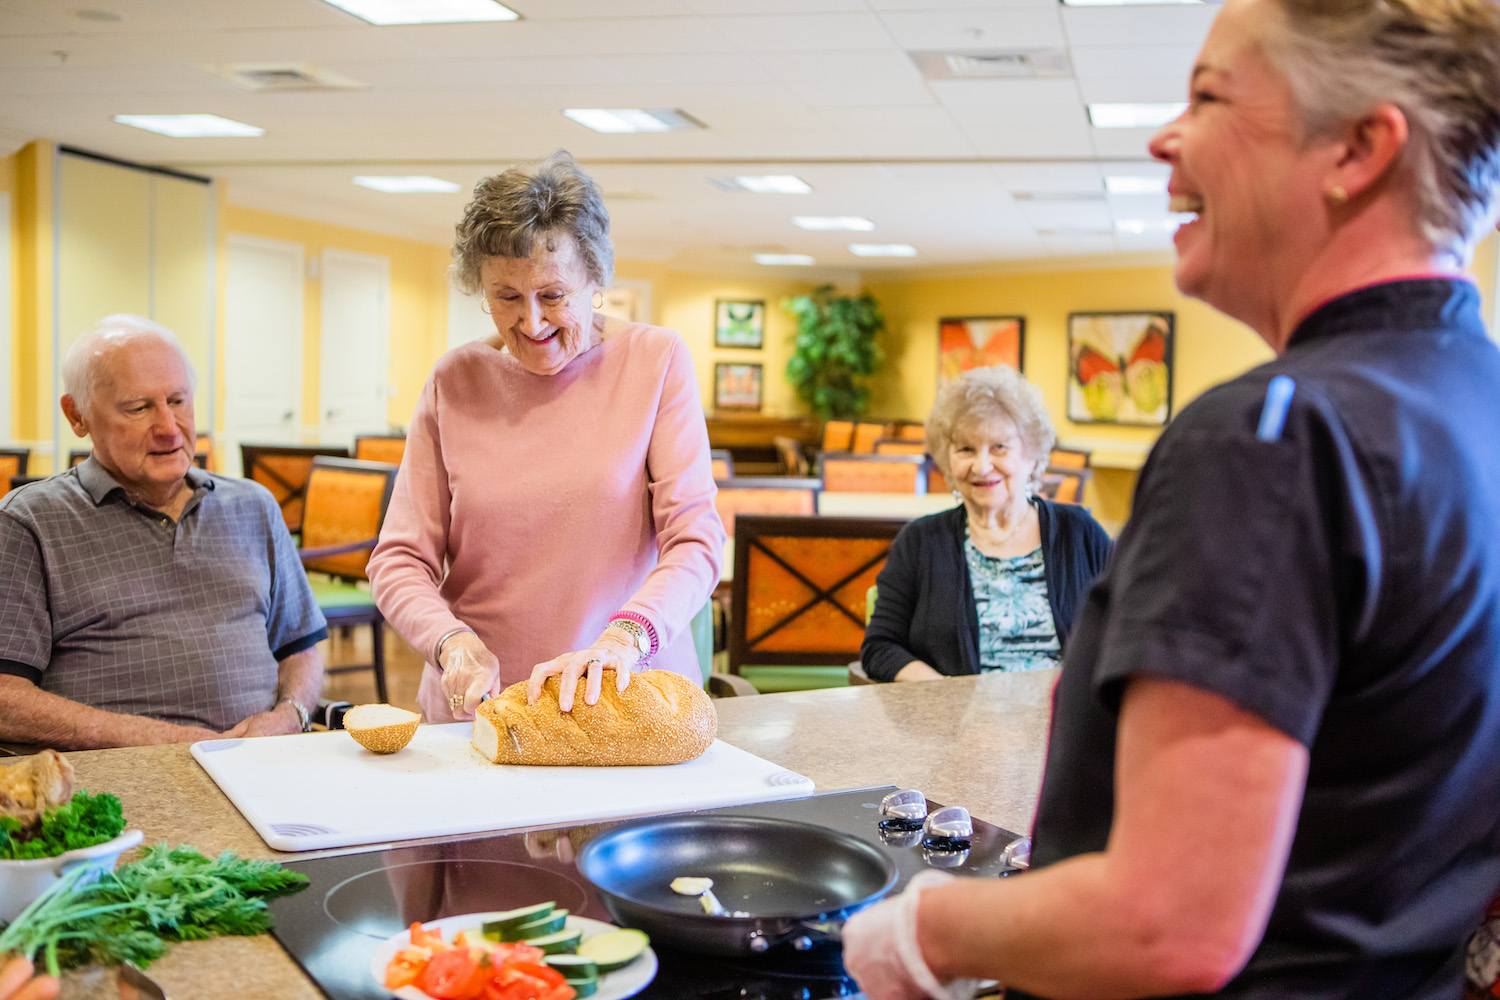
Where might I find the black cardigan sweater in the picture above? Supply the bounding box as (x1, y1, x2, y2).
(861, 499, 1113, 681)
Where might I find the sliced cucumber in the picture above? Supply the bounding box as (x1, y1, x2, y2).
(522, 926, 584, 954)
(481, 902, 555, 941)
(543, 954, 598, 979)
(577, 928, 650, 973)
(567, 978, 599, 998)
(507, 908, 569, 940)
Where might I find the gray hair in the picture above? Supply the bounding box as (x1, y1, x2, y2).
(926, 366, 1056, 493)
(1260, 0, 1500, 259)
(63, 314, 195, 419)
(450, 150, 614, 294)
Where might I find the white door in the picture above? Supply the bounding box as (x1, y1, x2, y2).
(320, 249, 390, 445)
(447, 283, 493, 351)
(225, 235, 305, 476)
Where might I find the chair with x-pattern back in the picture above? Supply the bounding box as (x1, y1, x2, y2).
(241, 443, 352, 534)
(728, 514, 905, 693)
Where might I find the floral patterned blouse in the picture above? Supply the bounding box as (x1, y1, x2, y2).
(964, 527, 1061, 672)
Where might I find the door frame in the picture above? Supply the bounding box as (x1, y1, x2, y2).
(225, 233, 306, 473)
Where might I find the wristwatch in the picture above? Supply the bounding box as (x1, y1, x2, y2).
(277, 696, 312, 733)
(609, 618, 652, 663)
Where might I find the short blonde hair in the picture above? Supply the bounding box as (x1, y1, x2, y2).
(1261, 0, 1500, 258)
(926, 366, 1055, 493)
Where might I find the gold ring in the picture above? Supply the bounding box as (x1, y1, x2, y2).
(450, 693, 465, 712)
(585, 658, 602, 668)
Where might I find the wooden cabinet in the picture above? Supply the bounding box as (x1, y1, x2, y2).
(705, 413, 819, 476)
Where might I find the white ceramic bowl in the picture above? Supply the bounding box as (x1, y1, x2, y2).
(0, 828, 144, 923)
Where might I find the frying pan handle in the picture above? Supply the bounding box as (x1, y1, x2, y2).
(792, 919, 844, 947)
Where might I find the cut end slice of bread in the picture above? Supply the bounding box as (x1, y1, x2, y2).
(345, 703, 420, 754)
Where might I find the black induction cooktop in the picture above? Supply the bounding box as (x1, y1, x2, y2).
(267, 787, 1025, 1000)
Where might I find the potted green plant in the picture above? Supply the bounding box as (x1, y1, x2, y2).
(781, 285, 885, 419)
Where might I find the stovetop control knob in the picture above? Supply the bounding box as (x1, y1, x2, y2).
(879, 789, 928, 823)
(791, 934, 814, 951)
(746, 931, 770, 953)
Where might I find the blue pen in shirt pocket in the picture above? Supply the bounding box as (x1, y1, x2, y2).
(1256, 374, 1296, 441)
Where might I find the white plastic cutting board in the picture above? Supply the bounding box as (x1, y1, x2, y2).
(191, 723, 815, 852)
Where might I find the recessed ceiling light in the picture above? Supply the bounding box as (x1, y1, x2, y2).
(1088, 103, 1187, 129)
(353, 175, 462, 193)
(755, 254, 816, 266)
(792, 216, 874, 231)
(1105, 175, 1169, 195)
(113, 114, 264, 137)
(562, 108, 702, 134)
(849, 244, 918, 257)
(318, 0, 518, 24)
(731, 175, 812, 194)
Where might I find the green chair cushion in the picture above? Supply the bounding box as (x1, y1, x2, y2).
(738, 665, 850, 694)
(308, 577, 376, 609)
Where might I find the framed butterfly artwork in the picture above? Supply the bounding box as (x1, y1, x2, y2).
(715, 299, 765, 349)
(1067, 311, 1174, 426)
(938, 315, 1025, 386)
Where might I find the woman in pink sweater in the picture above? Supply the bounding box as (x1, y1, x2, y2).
(367, 151, 724, 723)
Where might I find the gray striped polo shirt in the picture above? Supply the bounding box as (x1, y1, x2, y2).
(0, 458, 327, 731)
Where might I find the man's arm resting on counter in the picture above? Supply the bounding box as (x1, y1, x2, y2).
(223, 647, 325, 738)
(916, 676, 1309, 1000)
(0, 674, 220, 749)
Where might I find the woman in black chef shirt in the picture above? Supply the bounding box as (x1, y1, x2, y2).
(843, 1, 1500, 999)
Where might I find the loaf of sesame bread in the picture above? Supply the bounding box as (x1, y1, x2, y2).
(471, 670, 716, 766)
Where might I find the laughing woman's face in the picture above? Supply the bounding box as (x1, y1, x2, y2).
(480, 235, 600, 377)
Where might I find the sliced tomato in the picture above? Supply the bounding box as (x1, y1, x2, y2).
(409, 921, 447, 950)
(507, 963, 566, 988)
(385, 949, 428, 990)
(482, 962, 574, 1000)
(482, 941, 545, 966)
(420, 948, 485, 1000)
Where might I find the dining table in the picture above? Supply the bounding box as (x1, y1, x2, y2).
(43, 669, 1058, 1000)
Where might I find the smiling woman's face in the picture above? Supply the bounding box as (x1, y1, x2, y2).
(948, 414, 1034, 518)
(479, 235, 600, 377)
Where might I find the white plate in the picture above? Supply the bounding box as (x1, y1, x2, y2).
(369, 911, 658, 1000)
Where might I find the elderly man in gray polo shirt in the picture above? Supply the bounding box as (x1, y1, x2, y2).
(0, 315, 327, 749)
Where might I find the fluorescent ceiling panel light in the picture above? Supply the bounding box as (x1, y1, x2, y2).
(1088, 103, 1187, 129)
(113, 114, 264, 137)
(1105, 175, 1168, 195)
(353, 175, 461, 193)
(1116, 218, 1193, 233)
(563, 108, 701, 134)
(793, 216, 874, 231)
(734, 175, 812, 194)
(849, 244, 917, 257)
(755, 254, 815, 266)
(319, 0, 518, 24)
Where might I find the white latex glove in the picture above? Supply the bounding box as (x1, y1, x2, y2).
(526, 628, 641, 712)
(842, 869, 981, 1000)
(438, 631, 501, 720)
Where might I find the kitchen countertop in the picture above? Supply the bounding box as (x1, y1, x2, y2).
(51, 669, 1057, 1000)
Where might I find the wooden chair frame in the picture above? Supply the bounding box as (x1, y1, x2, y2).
(240, 443, 352, 533)
(353, 433, 407, 465)
(817, 452, 930, 494)
(728, 514, 905, 674)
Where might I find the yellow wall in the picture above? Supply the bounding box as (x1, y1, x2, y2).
(11, 143, 54, 467)
(220, 205, 452, 434)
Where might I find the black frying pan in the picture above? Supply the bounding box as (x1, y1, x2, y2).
(576, 815, 897, 956)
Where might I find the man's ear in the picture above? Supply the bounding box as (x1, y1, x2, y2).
(61, 395, 89, 438)
(1329, 102, 1409, 201)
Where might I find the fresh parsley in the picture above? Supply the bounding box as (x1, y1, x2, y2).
(0, 843, 309, 976)
(0, 791, 126, 861)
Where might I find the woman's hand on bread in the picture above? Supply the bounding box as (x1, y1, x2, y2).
(439, 631, 501, 720)
(527, 629, 641, 711)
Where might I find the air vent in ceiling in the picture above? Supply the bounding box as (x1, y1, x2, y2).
(214, 62, 365, 92)
(909, 49, 1072, 80)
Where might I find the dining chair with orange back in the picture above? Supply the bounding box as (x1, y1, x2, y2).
(353, 433, 407, 467)
(872, 438, 927, 457)
(194, 432, 215, 471)
(240, 443, 352, 534)
(1048, 445, 1092, 469)
(772, 435, 808, 477)
(1040, 464, 1092, 505)
(710, 449, 735, 481)
(820, 420, 855, 453)
(818, 453, 929, 494)
(728, 513, 905, 693)
(894, 422, 926, 442)
(0, 448, 28, 498)
(850, 421, 887, 454)
(712, 476, 821, 540)
(299, 456, 399, 704)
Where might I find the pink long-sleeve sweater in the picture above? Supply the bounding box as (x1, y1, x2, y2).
(367, 321, 725, 722)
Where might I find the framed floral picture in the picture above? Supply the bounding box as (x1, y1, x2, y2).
(938, 315, 1024, 386)
(1066, 311, 1174, 426)
(714, 362, 764, 410)
(714, 299, 765, 349)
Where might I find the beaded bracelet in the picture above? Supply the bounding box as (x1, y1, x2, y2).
(609, 611, 659, 662)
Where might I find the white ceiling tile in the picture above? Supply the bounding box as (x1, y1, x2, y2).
(992, 162, 1103, 194)
(679, 0, 864, 12)
(927, 77, 1082, 108)
(1089, 126, 1160, 160)
(877, 7, 1065, 51)
(705, 12, 894, 51)
(1059, 5, 1218, 47)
